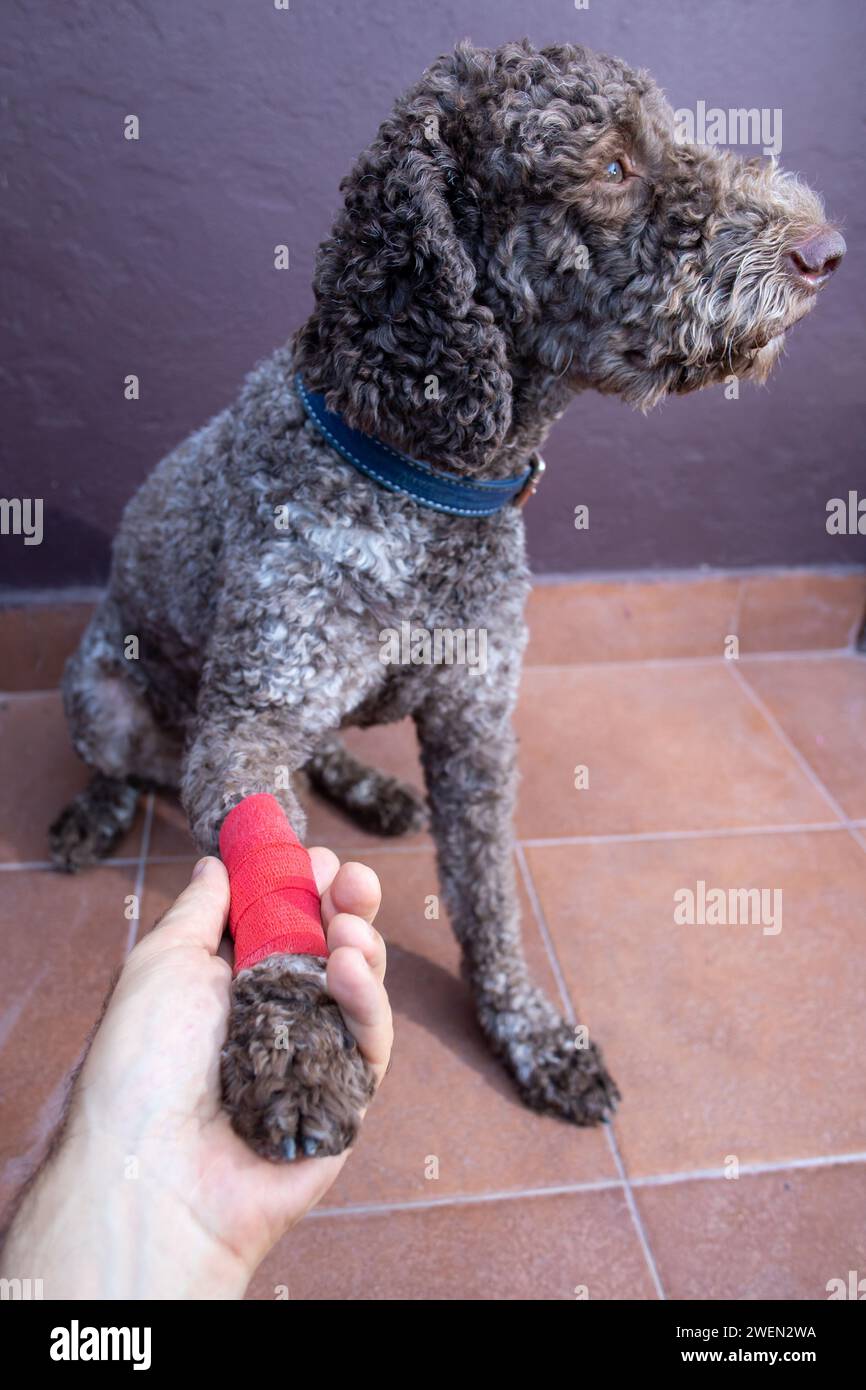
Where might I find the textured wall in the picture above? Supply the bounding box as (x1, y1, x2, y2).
(2, 0, 863, 588)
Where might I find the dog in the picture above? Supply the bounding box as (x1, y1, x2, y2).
(50, 40, 844, 1160)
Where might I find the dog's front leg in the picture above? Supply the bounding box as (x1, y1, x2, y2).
(181, 674, 376, 1163)
(181, 704, 311, 856)
(415, 677, 619, 1126)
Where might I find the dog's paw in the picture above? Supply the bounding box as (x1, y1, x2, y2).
(363, 777, 428, 837)
(499, 1017, 620, 1126)
(305, 746, 428, 838)
(49, 777, 139, 872)
(221, 954, 376, 1161)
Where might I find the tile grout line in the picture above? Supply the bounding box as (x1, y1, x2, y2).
(730, 661, 866, 855)
(846, 823, 866, 855)
(308, 1178, 627, 1219)
(524, 647, 856, 676)
(125, 793, 154, 956)
(1, 644, 860, 704)
(6, 819, 864, 873)
(515, 843, 667, 1300)
(515, 844, 575, 1018)
(519, 822, 847, 848)
(729, 663, 855, 828)
(603, 1125, 666, 1300)
(307, 1150, 866, 1221)
(632, 1149, 866, 1187)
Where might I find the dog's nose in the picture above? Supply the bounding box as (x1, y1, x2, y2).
(786, 227, 846, 287)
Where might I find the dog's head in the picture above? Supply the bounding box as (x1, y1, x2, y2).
(294, 40, 843, 471)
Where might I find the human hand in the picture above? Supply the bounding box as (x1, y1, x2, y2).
(0, 851, 391, 1299)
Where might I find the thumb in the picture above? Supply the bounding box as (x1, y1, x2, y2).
(150, 856, 231, 955)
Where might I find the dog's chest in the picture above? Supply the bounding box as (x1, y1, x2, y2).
(274, 488, 528, 625)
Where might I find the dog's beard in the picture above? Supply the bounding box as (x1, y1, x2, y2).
(661, 163, 827, 395)
(732, 331, 788, 384)
(697, 253, 816, 381)
(565, 251, 815, 407)
(604, 254, 817, 404)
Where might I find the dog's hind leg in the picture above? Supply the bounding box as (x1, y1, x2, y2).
(50, 599, 184, 871)
(304, 735, 427, 836)
(415, 667, 620, 1127)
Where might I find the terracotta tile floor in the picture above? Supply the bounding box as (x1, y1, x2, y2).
(1, 570, 865, 1300)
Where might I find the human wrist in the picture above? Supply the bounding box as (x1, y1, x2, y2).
(2, 1125, 253, 1301)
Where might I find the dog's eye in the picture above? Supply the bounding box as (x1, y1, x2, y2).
(604, 160, 625, 183)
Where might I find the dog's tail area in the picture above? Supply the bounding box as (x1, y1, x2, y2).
(49, 773, 140, 872)
(304, 736, 427, 838)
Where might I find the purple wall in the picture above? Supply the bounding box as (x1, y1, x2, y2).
(2, 0, 864, 589)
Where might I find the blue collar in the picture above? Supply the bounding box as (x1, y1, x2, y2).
(295, 373, 544, 517)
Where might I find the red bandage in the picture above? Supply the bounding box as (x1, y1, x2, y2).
(219, 794, 328, 975)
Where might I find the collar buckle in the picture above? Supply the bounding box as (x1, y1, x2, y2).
(513, 452, 547, 508)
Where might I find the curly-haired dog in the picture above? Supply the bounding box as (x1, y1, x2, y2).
(51, 41, 844, 1160)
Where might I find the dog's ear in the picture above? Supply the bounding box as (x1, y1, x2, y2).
(293, 70, 512, 474)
